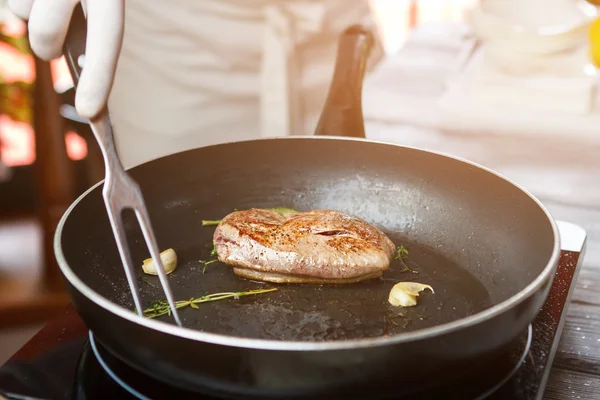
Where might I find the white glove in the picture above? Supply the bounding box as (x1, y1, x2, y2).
(8, 0, 125, 120)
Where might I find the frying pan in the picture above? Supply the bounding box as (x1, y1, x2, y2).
(54, 6, 560, 399)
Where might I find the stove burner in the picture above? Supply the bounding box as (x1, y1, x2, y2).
(78, 325, 533, 400)
(476, 324, 532, 400)
(89, 331, 148, 400)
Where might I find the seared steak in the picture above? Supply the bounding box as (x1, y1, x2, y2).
(213, 209, 396, 284)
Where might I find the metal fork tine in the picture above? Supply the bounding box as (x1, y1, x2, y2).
(135, 205, 183, 326)
(104, 205, 144, 317)
(88, 115, 182, 327)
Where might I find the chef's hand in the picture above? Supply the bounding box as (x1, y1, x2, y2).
(8, 0, 125, 120)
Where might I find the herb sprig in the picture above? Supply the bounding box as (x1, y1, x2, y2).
(142, 288, 278, 319)
(394, 245, 416, 273)
(201, 220, 221, 226)
(200, 244, 219, 273)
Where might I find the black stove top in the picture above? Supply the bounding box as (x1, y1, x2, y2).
(75, 326, 534, 400)
(0, 221, 587, 400)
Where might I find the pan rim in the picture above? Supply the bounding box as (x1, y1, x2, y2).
(54, 135, 561, 351)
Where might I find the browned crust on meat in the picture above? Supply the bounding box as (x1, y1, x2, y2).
(213, 208, 396, 282)
(217, 209, 394, 254)
(232, 267, 383, 284)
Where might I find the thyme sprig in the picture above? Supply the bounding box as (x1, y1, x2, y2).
(199, 244, 219, 273)
(200, 259, 218, 273)
(201, 220, 221, 226)
(394, 245, 416, 273)
(143, 288, 278, 319)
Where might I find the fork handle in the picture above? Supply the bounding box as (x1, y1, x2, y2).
(63, 3, 87, 87)
(62, 3, 124, 172)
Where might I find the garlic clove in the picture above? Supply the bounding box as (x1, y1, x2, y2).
(388, 282, 434, 307)
(142, 248, 177, 275)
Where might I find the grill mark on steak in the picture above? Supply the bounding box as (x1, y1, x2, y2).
(213, 208, 396, 284)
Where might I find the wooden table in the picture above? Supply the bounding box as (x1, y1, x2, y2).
(362, 22, 600, 400)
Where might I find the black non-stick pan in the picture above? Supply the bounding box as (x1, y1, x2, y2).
(54, 5, 560, 399)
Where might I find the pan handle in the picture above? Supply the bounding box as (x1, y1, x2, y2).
(314, 25, 375, 139)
